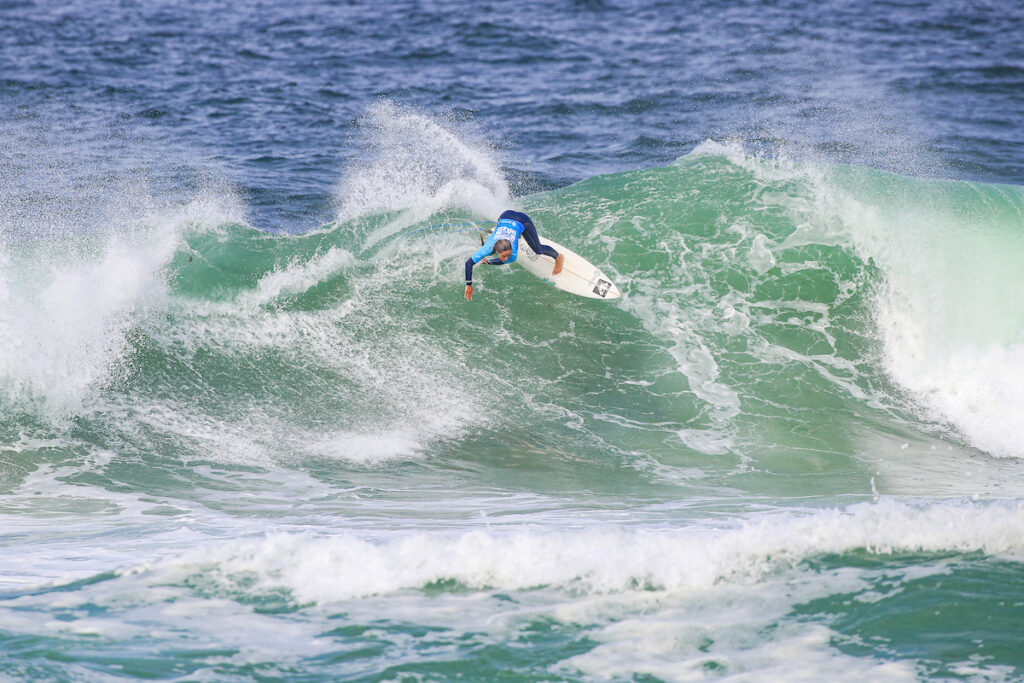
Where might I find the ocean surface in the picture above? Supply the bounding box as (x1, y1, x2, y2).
(2, 1, 1024, 680)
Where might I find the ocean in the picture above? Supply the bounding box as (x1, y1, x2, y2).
(2, 1, 1023, 680)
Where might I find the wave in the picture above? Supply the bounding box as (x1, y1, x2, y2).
(12, 498, 1016, 681)
(8, 497, 1015, 683)
(132, 499, 1023, 604)
(3, 112, 1024, 474)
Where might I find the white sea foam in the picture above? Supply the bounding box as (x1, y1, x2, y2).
(31, 498, 1001, 682)
(564, 615, 917, 682)
(621, 286, 742, 424)
(130, 256, 488, 465)
(0, 192, 249, 419)
(145, 498, 1024, 604)
(867, 208, 1024, 458)
(3, 498, 1020, 681)
(827, 173, 1024, 458)
(307, 429, 433, 464)
(0, 121, 245, 418)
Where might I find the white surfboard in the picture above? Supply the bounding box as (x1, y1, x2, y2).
(517, 238, 621, 300)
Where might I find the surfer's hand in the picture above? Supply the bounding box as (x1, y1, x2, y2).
(552, 253, 565, 275)
(464, 284, 473, 301)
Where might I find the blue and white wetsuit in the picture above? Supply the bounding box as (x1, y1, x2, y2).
(464, 210, 559, 286)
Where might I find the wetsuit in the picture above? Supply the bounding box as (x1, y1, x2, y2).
(464, 210, 559, 286)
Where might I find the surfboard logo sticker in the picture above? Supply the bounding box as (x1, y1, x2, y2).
(593, 279, 612, 297)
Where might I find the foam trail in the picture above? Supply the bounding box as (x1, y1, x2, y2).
(622, 292, 741, 422)
(242, 246, 355, 307)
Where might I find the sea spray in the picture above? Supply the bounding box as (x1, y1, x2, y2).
(335, 102, 510, 250)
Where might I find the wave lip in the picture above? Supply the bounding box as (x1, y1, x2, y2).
(0, 191, 248, 420)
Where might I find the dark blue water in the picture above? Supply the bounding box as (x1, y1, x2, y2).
(3, 0, 1022, 231)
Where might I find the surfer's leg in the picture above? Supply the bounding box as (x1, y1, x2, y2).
(498, 209, 529, 224)
(517, 214, 559, 260)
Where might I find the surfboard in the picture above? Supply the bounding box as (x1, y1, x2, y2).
(517, 238, 621, 300)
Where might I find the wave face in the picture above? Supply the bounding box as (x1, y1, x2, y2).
(8, 134, 1024, 468)
(4, 116, 1024, 680)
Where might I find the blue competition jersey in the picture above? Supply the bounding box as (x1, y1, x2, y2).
(470, 218, 525, 264)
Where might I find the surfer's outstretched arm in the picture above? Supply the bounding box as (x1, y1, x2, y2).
(464, 255, 507, 300)
(464, 237, 494, 295)
(465, 257, 477, 301)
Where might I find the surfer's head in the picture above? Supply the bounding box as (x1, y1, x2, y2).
(493, 239, 512, 261)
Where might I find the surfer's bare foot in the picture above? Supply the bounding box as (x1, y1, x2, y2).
(553, 253, 565, 275)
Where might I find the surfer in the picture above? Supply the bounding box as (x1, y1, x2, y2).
(464, 210, 564, 301)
